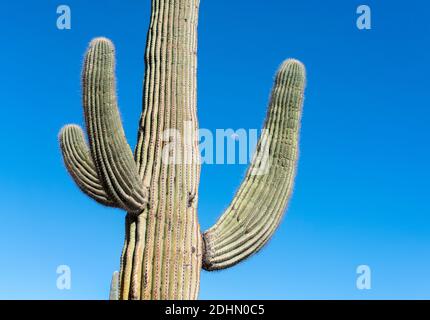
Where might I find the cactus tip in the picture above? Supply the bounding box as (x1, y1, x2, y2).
(88, 37, 115, 52)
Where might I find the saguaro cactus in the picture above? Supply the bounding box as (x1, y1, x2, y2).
(59, 0, 306, 300)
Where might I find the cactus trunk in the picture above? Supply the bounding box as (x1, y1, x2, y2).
(122, 0, 202, 300)
(59, 0, 306, 300)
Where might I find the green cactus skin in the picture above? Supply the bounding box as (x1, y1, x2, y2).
(109, 271, 120, 300)
(59, 0, 306, 300)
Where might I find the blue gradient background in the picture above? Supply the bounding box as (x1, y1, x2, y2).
(0, 0, 429, 299)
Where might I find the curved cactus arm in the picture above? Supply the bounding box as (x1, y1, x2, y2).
(202, 59, 306, 271)
(59, 124, 117, 207)
(82, 38, 148, 214)
(109, 271, 120, 300)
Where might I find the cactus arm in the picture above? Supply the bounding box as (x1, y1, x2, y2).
(82, 38, 148, 214)
(109, 271, 120, 300)
(59, 124, 116, 207)
(202, 59, 306, 271)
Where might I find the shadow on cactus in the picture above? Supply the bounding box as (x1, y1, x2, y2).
(59, 0, 306, 300)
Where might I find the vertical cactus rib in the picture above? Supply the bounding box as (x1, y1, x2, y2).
(119, 215, 137, 300)
(82, 38, 148, 214)
(189, 0, 202, 299)
(59, 124, 116, 207)
(109, 271, 120, 300)
(182, 0, 201, 300)
(159, 0, 178, 300)
(151, 0, 174, 300)
(202, 59, 306, 271)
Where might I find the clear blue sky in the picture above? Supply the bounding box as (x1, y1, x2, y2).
(0, 0, 429, 299)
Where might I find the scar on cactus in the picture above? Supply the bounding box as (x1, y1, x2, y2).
(59, 0, 306, 300)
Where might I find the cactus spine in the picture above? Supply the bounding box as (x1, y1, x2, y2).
(59, 0, 306, 300)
